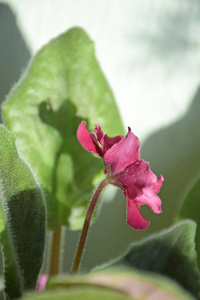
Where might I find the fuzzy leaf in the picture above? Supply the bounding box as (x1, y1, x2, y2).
(178, 177, 200, 270)
(97, 221, 200, 298)
(20, 289, 129, 300)
(22, 270, 194, 300)
(2, 27, 124, 230)
(0, 125, 45, 299)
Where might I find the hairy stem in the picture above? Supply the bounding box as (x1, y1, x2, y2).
(49, 225, 62, 276)
(72, 178, 109, 274)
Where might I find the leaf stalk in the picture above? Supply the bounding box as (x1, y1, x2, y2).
(49, 225, 62, 276)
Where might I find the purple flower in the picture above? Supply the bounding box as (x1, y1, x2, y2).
(77, 121, 163, 230)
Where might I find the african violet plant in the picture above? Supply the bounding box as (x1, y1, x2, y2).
(0, 27, 200, 300)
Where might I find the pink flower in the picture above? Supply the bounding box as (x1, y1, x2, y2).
(77, 121, 163, 230)
(37, 274, 48, 291)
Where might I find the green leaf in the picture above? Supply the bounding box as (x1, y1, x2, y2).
(178, 177, 200, 270)
(97, 221, 200, 298)
(2, 27, 124, 230)
(22, 270, 194, 300)
(0, 280, 4, 299)
(0, 125, 45, 299)
(20, 289, 129, 300)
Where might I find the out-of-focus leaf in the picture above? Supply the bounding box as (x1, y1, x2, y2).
(97, 220, 199, 298)
(2, 27, 124, 231)
(0, 280, 4, 299)
(0, 125, 45, 299)
(178, 177, 200, 270)
(20, 289, 129, 300)
(23, 270, 194, 300)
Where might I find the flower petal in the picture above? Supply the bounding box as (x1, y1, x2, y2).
(135, 189, 162, 214)
(94, 124, 104, 144)
(103, 134, 124, 152)
(117, 160, 161, 199)
(153, 176, 164, 193)
(77, 121, 103, 156)
(116, 160, 163, 215)
(37, 274, 48, 291)
(126, 195, 149, 230)
(104, 130, 140, 174)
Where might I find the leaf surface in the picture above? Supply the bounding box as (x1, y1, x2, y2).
(2, 27, 124, 230)
(178, 177, 200, 270)
(97, 221, 200, 298)
(22, 270, 194, 300)
(0, 125, 45, 298)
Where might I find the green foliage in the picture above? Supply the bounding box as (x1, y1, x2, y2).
(0, 125, 45, 299)
(2, 27, 124, 231)
(22, 270, 194, 300)
(21, 289, 129, 300)
(179, 177, 200, 270)
(97, 221, 199, 298)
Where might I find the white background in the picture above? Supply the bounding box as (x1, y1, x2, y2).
(2, 0, 200, 141)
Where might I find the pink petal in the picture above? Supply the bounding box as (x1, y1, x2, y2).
(77, 121, 103, 156)
(104, 130, 140, 174)
(116, 160, 158, 199)
(153, 176, 164, 193)
(94, 124, 104, 144)
(116, 160, 163, 216)
(126, 195, 149, 230)
(37, 274, 48, 291)
(103, 134, 124, 152)
(135, 189, 162, 214)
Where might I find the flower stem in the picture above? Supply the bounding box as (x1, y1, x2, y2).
(49, 225, 62, 276)
(72, 178, 109, 274)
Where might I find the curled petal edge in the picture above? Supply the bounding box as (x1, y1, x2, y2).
(153, 176, 164, 193)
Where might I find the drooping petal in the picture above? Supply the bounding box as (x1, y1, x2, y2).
(116, 160, 160, 199)
(104, 130, 140, 174)
(126, 194, 149, 230)
(77, 121, 103, 156)
(116, 159, 162, 217)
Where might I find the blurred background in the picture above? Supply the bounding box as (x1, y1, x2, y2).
(1, 0, 200, 273)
